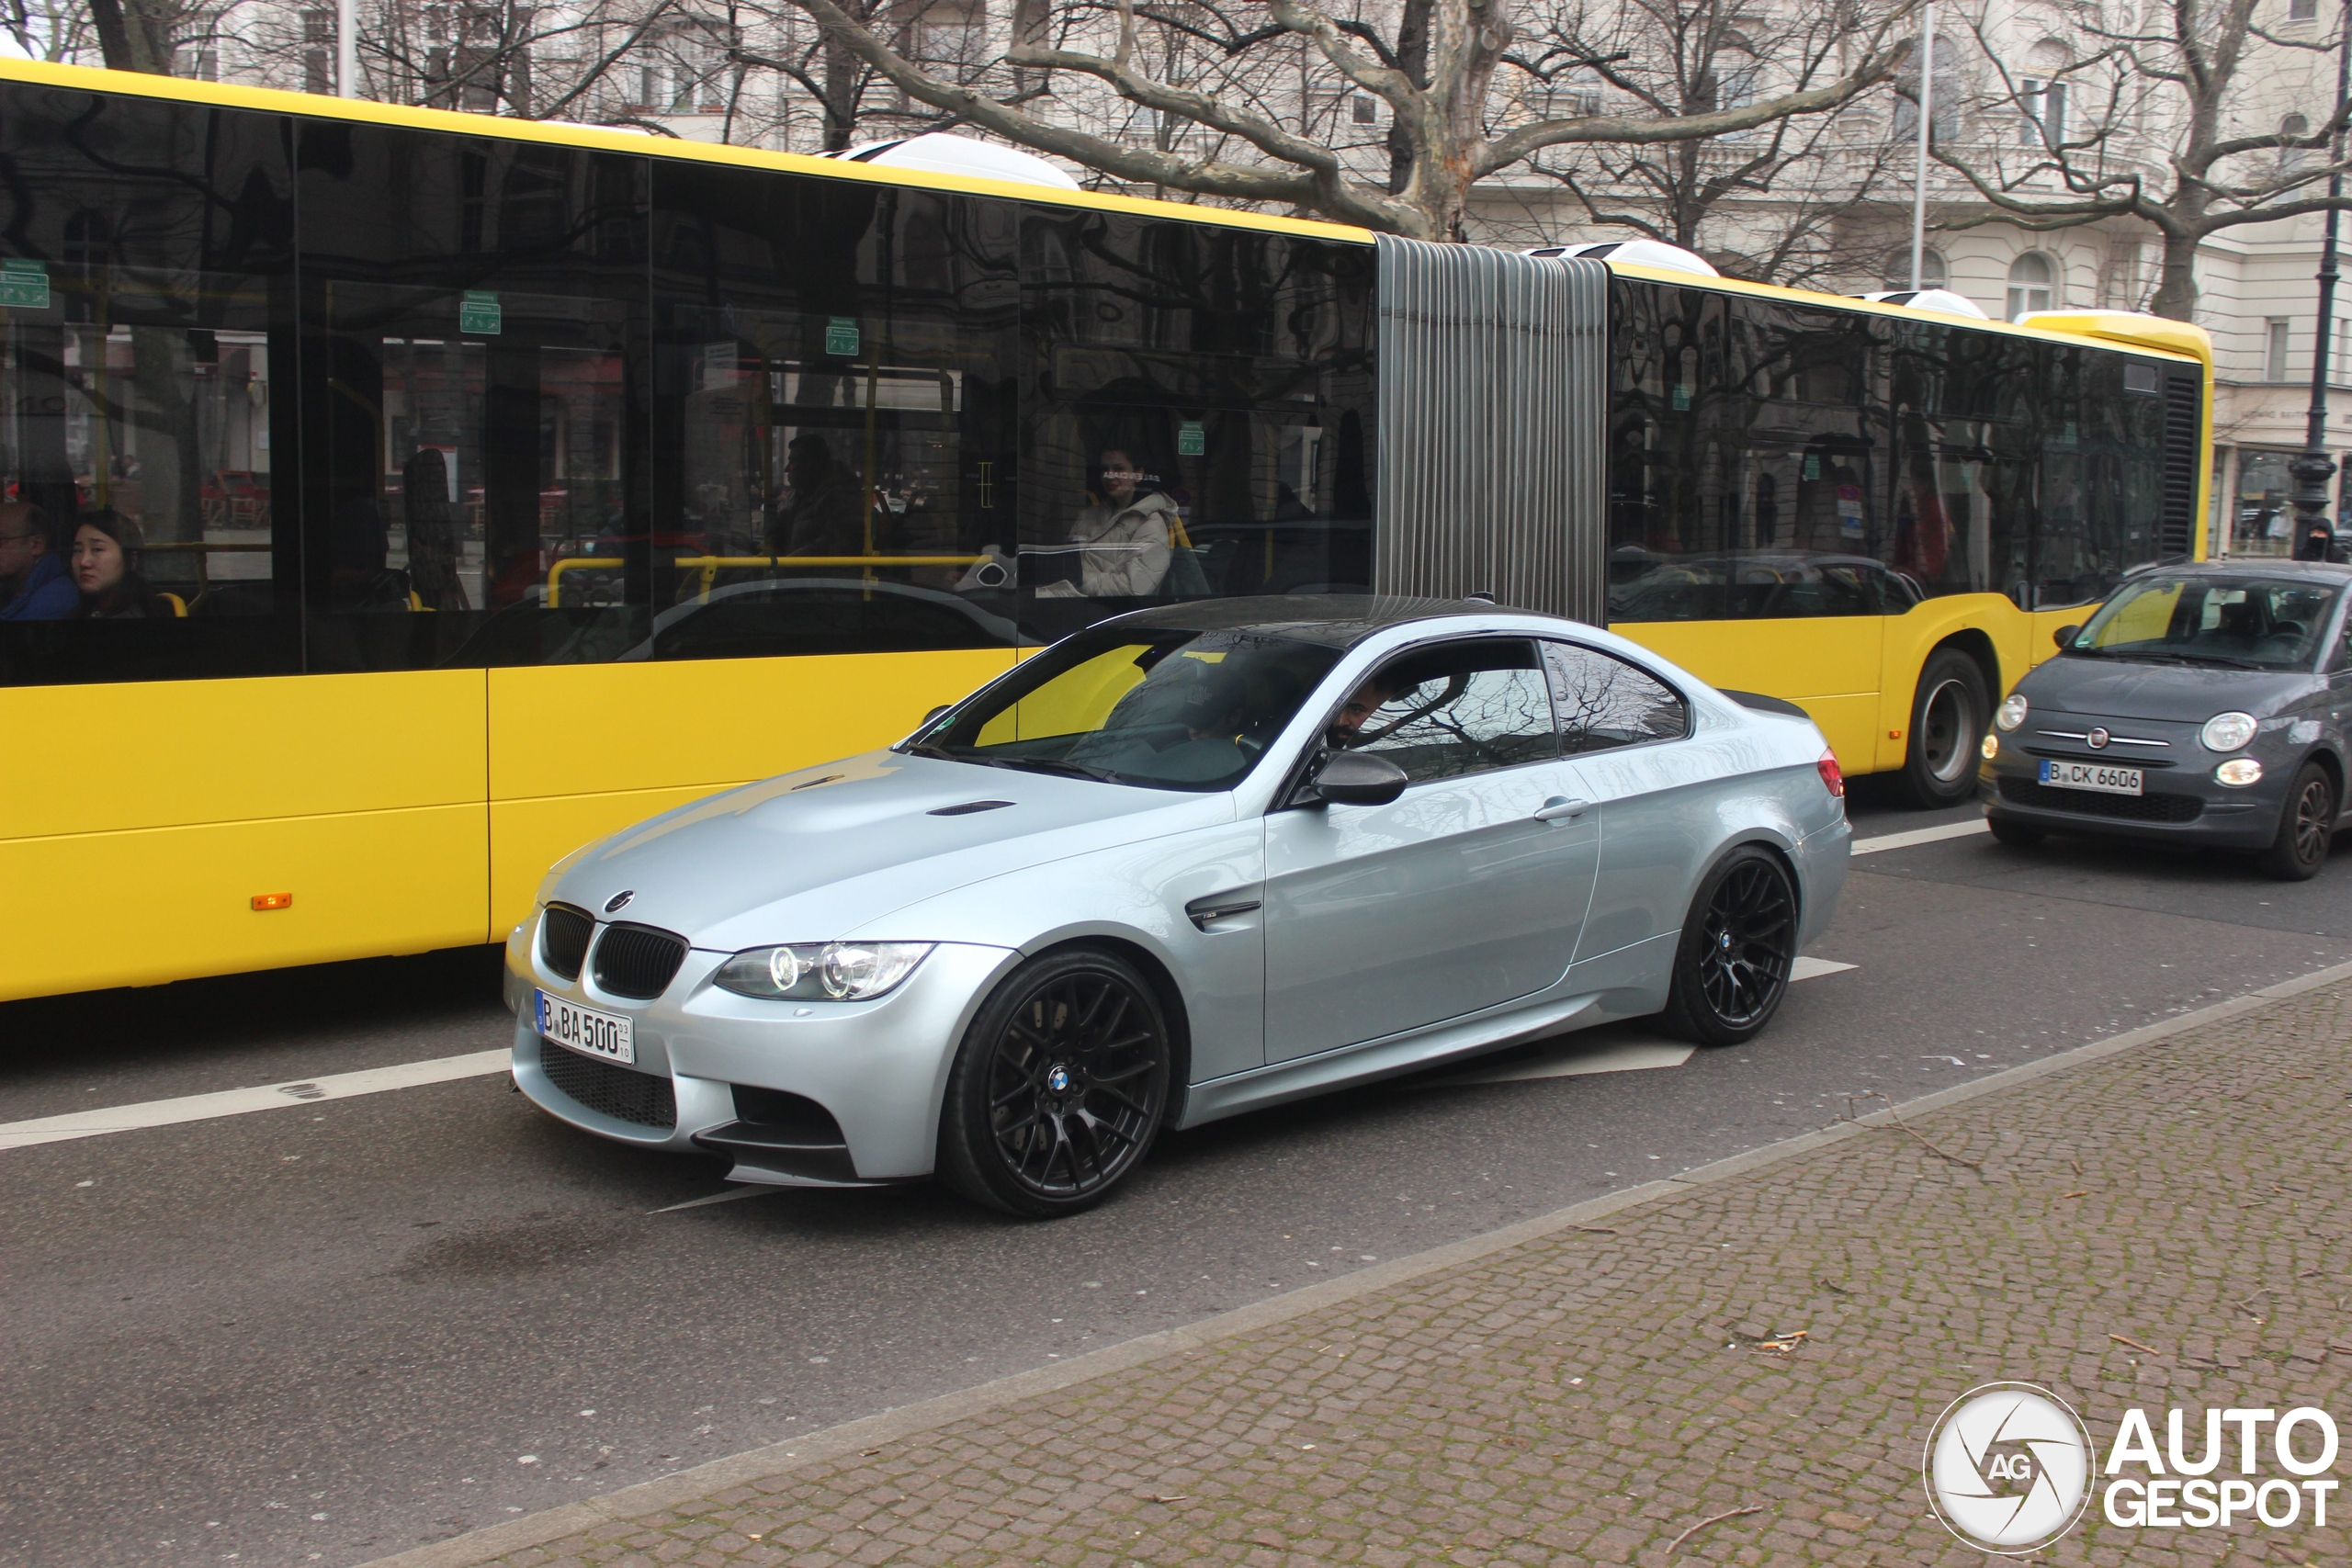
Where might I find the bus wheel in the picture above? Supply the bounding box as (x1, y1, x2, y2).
(1902, 649, 1989, 808)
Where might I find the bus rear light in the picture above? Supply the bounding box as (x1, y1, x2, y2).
(252, 892, 292, 911)
(1816, 751, 1845, 798)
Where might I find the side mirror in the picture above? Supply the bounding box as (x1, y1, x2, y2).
(921, 705, 951, 726)
(1310, 750, 1409, 807)
(2052, 625, 2081, 651)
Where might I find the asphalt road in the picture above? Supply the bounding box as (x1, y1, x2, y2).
(6, 779, 2349, 1568)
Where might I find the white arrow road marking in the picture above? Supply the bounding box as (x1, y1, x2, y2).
(0, 1050, 511, 1152)
(1427, 953, 1859, 1087)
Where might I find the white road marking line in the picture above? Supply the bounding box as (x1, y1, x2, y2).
(11, 942, 1882, 1157)
(650, 1185, 783, 1214)
(1851, 818, 1988, 856)
(0, 1049, 510, 1153)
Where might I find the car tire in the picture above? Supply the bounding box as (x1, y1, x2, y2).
(1985, 814, 2045, 848)
(935, 947, 1172, 1218)
(2255, 761, 2338, 882)
(1902, 649, 1992, 809)
(1656, 845, 1800, 1048)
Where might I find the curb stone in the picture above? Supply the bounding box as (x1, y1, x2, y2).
(353, 953, 2352, 1568)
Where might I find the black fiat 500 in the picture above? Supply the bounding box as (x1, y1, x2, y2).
(1980, 562, 2352, 879)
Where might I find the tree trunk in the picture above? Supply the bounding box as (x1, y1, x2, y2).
(1386, 0, 1433, 197)
(86, 0, 174, 73)
(2147, 229, 2200, 321)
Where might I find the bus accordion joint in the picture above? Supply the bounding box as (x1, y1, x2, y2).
(1816, 752, 1846, 799)
(251, 893, 293, 911)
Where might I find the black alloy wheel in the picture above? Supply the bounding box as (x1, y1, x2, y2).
(1658, 846, 1800, 1047)
(2256, 761, 2338, 882)
(1903, 649, 1992, 809)
(937, 949, 1172, 1217)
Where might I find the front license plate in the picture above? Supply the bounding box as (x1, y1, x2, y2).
(536, 990, 634, 1064)
(2039, 760, 2143, 795)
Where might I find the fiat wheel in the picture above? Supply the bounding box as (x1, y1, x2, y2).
(1657, 846, 1800, 1047)
(2255, 761, 2338, 882)
(937, 948, 1172, 1217)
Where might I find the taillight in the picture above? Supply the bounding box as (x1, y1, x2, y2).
(1816, 750, 1845, 798)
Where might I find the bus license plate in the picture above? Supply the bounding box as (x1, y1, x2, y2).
(2040, 760, 2143, 796)
(536, 990, 634, 1064)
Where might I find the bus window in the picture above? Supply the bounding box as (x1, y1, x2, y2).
(0, 90, 297, 686)
(642, 168, 1021, 660)
(1018, 210, 1374, 644)
(1607, 288, 1892, 622)
(2031, 347, 2170, 607)
(297, 121, 647, 672)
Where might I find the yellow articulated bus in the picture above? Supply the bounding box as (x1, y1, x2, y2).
(0, 59, 2209, 1003)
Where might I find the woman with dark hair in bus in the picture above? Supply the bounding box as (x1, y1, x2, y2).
(69, 510, 169, 618)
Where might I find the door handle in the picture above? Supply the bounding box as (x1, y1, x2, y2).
(1533, 796, 1591, 823)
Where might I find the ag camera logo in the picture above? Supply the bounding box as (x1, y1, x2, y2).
(1923, 1382, 2094, 1553)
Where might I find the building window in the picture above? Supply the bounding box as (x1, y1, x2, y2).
(2291, 0, 2319, 21)
(1883, 247, 1949, 291)
(2267, 318, 2292, 381)
(1351, 93, 1378, 125)
(2007, 253, 2056, 321)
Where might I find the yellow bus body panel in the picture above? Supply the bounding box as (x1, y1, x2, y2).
(0, 671, 491, 1000)
(483, 649, 1017, 931)
(1612, 616, 1883, 769)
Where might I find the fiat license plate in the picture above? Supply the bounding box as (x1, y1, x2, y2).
(536, 989, 634, 1064)
(2039, 759, 2143, 796)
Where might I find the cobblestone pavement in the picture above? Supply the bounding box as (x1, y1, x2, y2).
(456, 981, 2352, 1568)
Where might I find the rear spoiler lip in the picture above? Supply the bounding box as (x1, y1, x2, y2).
(1718, 689, 1812, 720)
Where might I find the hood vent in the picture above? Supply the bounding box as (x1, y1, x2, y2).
(928, 799, 1015, 816)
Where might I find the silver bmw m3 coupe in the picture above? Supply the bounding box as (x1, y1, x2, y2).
(504, 596, 1851, 1215)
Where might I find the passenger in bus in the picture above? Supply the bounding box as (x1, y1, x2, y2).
(0, 502, 75, 620)
(1068, 449, 1175, 597)
(770, 434, 866, 562)
(69, 511, 170, 618)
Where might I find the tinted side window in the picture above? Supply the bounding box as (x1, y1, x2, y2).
(1607, 281, 1894, 624)
(297, 120, 648, 672)
(1345, 638, 1555, 783)
(1542, 641, 1690, 752)
(0, 86, 299, 686)
(1018, 211, 1374, 645)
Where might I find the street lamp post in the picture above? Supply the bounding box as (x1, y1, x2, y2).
(2289, 5, 2352, 558)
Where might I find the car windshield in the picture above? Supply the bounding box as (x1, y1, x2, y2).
(2069, 576, 2342, 669)
(902, 626, 1342, 791)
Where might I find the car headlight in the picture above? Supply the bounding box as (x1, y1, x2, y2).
(2200, 711, 2258, 752)
(1996, 694, 2029, 731)
(1981, 732, 2001, 761)
(713, 942, 935, 1001)
(2216, 758, 2264, 787)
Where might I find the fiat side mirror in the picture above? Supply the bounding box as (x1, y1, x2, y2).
(1310, 750, 1409, 807)
(2052, 625, 2081, 650)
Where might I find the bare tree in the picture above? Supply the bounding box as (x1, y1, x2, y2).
(1508, 0, 1913, 283)
(761, 0, 1917, 240)
(1932, 0, 2352, 320)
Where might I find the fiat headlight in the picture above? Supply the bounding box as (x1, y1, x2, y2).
(2216, 758, 2265, 787)
(714, 941, 934, 1000)
(1981, 732, 2001, 761)
(1996, 694, 2030, 731)
(2200, 711, 2258, 752)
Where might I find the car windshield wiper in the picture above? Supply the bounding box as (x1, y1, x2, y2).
(990, 755, 1124, 783)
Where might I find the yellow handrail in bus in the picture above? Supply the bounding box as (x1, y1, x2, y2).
(545, 554, 987, 607)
